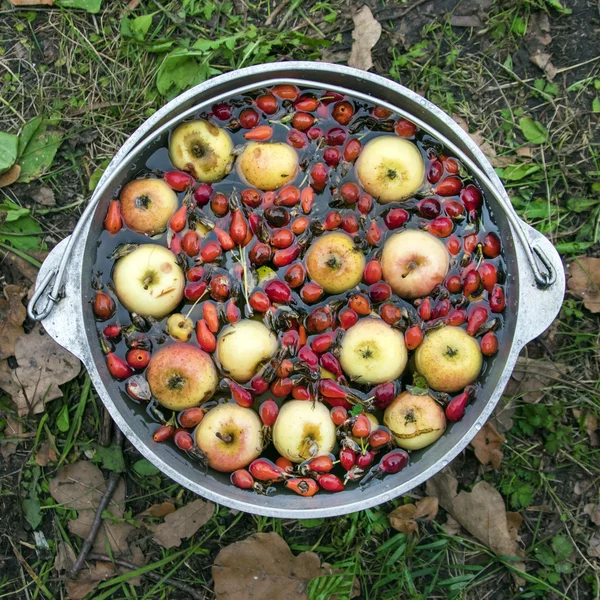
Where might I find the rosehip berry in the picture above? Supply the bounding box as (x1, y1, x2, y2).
(427, 216, 454, 237)
(211, 192, 229, 216)
(435, 176, 463, 196)
(264, 280, 292, 304)
(300, 282, 324, 304)
(250, 458, 285, 481)
(292, 111, 314, 131)
(317, 473, 344, 493)
(338, 307, 358, 329)
(325, 127, 347, 146)
(369, 429, 392, 448)
(340, 182, 360, 204)
(285, 478, 319, 497)
(193, 183, 213, 206)
(445, 275, 463, 294)
(275, 457, 294, 473)
(447, 235, 461, 255)
(323, 147, 341, 167)
(174, 429, 194, 451)
(184, 281, 207, 302)
(179, 407, 205, 428)
(164, 171, 194, 191)
(445, 200, 465, 219)
(259, 400, 279, 427)
(372, 381, 396, 410)
(331, 406, 348, 426)
(343, 138, 362, 162)
(285, 263, 306, 288)
(489, 285, 506, 313)
(307, 455, 334, 473)
(380, 302, 401, 325)
(153, 425, 174, 443)
(366, 221, 382, 245)
(418, 198, 441, 219)
(369, 282, 392, 303)
(481, 331, 499, 355)
(201, 240, 221, 262)
(256, 94, 278, 114)
(348, 293, 371, 315)
(356, 450, 376, 469)
(395, 118, 417, 137)
(427, 159, 443, 184)
(249, 241, 272, 266)
(379, 449, 409, 474)
(482, 232, 501, 258)
(287, 128, 308, 149)
(384, 208, 409, 230)
(332, 101, 354, 125)
(339, 448, 356, 471)
(463, 270, 481, 297)
(239, 108, 259, 129)
(364, 260, 383, 285)
(231, 469, 255, 489)
(93, 292, 115, 321)
(418, 297, 432, 320)
(126, 349, 150, 369)
(342, 213, 359, 235)
(405, 325, 423, 350)
(294, 94, 319, 112)
(352, 414, 371, 438)
(478, 262, 498, 293)
(357, 193, 372, 214)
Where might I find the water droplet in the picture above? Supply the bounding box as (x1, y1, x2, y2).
(441, 460, 448, 467)
(475, 422, 483, 431)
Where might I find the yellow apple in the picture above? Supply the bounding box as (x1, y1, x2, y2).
(120, 178, 178, 235)
(237, 142, 298, 191)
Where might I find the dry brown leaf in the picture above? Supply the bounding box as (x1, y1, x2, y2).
(0, 165, 21, 188)
(0, 323, 80, 416)
(584, 504, 600, 526)
(450, 15, 483, 28)
(504, 356, 572, 403)
(526, 12, 552, 46)
(567, 256, 600, 313)
(492, 396, 516, 433)
(426, 474, 525, 574)
(1, 413, 26, 458)
(137, 501, 177, 518)
(588, 533, 600, 558)
(529, 50, 557, 81)
(35, 439, 57, 466)
(49, 461, 133, 555)
(150, 499, 214, 549)
(54, 541, 76, 573)
(416, 496, 439, 521)
(348, 6, 382, 71)
(471, 422, 505, 469)
(213, 531, 335, 600)
(452, 114, 469, 132)
(470, 131, 514, 168)
(65, 561, 115, 600)
(442, 514, 462, 535)
(515, 146, 534, 158)
(30, 186, 56, 206)
(506, 512, 523, 542)
(389, 504, 419, 534)
(0, 284, 27, 360)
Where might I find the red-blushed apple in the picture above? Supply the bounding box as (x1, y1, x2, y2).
(120, 179, 178, 235)
(384, 391, 446, 450)
(195, 402, 263, 472)
(272, 400, 336, 463)
(356, 136, 425, 203)
(217, 319, 278, 383)
(339, 317, 407, 384)
(113, 244, 184, 318)
(381, 229, 449, 299)
(414, 326, 482, 392)
(237, 142, 299, 190)
(169, 120, 233, 182)
(305, 232, 365, 294)
(146, 344, 218, 410)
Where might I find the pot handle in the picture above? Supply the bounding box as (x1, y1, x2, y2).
(29, 236, 89, 364)
(512, 221, 565, 349)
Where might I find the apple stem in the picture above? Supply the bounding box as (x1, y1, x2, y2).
(234, 245, 252, 313)
(215, 432, 233, 444)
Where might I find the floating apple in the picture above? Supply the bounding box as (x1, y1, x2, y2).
(305, 232, 365, 294)
(272, 400, 336, 463)
(169, 120, 233, 182)
(166, 313, 193, 342)
(339, 317, 407, 385)
(195, 402, 263, 472)
(217, 319, 278, 383)
(146, 344, 218, 410)
(381, 229, 449, 299)
(119, 179, 178, 235)
(356, 136, 425, 203)
(384, 391, 446, 450)
(113, 244, 184, 318)
(237, 142, 298, 191)
(414, 326, 482, 392)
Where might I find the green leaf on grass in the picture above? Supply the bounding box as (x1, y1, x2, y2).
(57, 404, 70, 432)
(519, 118, 548, 144)
(18, 116, 43, 157)
(566, 197, 600, 212)
(23, 493, 42, 529)
(89, 158, 110, 192)
(499, 163, 541, 181)
(544, 0, 572, 14)
(156, 48, 220, 99)
(133, 458, 160, 476)
(0, 215, 44, 250)
(551, 535, 573, 562)
(0, 201, 30, 222)
(56, 0, 102, 13)
(511, 16, 527, 36)
(299, 518, 325, 528)
(593, 97, 600, 113)
(91, 441, 125, 472)
(555, 241, 595, 255)
(0, 132, 19, 174)
(121, 14, 154, 41)
(17, 121, 63, 183)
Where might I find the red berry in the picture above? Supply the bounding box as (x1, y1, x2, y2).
(418, 198, 441, 219)
(264, 280, 292, 304)
(372, 381, 396, 410)
(256, 94, 278, 114)
(126, 349, 150, 369)
(103, 324, 121, 338)
(325, 127, 347, 146)
(380, 303, 401, 325)
(271, 228, 294, 249)
(427, 216, 454, 237)
(275, 457, 294, 473)
(193, 183, 213, 206)
(466, 305, 489, 336)
(445, 275, 463, 293)
(356, 450, 376, 469)
(342, 213, 359, 235)
(307, 455, 334, 473)
(445, 391, 470, 422)
(369, 429, 392, 448)
(435, 176, 463, 196)
(292, 111, 314, 131)
(174, 429, 194, 451)
(179, 407, 205, 428)
(338, 307, 358, 329)
(153, 425, 174, 443)
(93, 292, 115, 321)
(478, 262, 498, 293)
(284, 263, 306, 288)
(364, 260, 383, 284)
(482, 233, 501, 258)
(323, 211, 342, 231)
(489, 285, 505, 313)
(287, 128, 308, 149)
(460, 184, 482, 214)
(311, 331, 335, 354)
(239, 108, 259, 128)
(379, 449, 409, 474)
(339, 448, 356, 471)
(481, 331, 499, 355)
(285, 477, 319, 497)
(331, 406, 348, 425)
(395, 118, 417, 137)
(164, 171, 194, 191)
(427, 159, 443, 184)
(384, 208, 409, 229)
(294, 94, 319, 112)
(300, 282, 324, 304)
(446, 307, 467, 326)
(317, 473, 344, 493)
(340, 182, 360, 204)
(323, 147, 341, 168)
(211, 192, 229, 216)
(405, 325, 423, 350)
(249, 241, 272, 266)
(369, 282, 392, 303)
(357, 193, 372, 215)
(231, 469, 255, 489)
(352, 414, 371, 438)
(182, 231, 200, 257)
(250, 458, 285, 481)
(310, 163, 328, 192)
(431, 298, 451, 319)
(343, 138, 362, 162)
(444, 200, 465, 219)
(463, 270, 481, 297)
(259, 400, 279, 427)
(447, 235, 461, 255)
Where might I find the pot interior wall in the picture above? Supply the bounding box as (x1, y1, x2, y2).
(81, 70, 519, 515)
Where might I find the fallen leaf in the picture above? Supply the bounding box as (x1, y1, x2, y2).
(526, 12, 552, 46)
(348, 6, 382, 72)
(1, 413, 26, 458)
(49, 461, 133, 555)
(588, 533, 600, 558)
(0, 164, 21, 188)
(452, 114, 469, 132)
(0, 250, 47, 284)
(506, 512, 523, 542)
(389, 496, 439, 535)
(30, 186, 56, 206)
(584, 504, 600, 526)
(516, 146, 534, 158)
(213, 531, 335, 600)
(567, 256, 600, 313)
(389, 504, 418, 534)
(35, 439, 57, 466)
(471, 422, 505, 468)
(0, 323, 80, 416)
(450, 15, 483, 28)
(426, 474, 525, 575)
(529, 50, 557, 81)
(150, 499, 214, 548)
(492, 396, 516, 433)
(65, 561, 115, 600)
(442, 514, 462, 535)
(54, 541, 76, 572)
(584, 413, 599, 447)
(470, 131, 514, 168)
(0, 284, 27, 360)
(504, 356, 572, 403)
(137, 501, 177, 518)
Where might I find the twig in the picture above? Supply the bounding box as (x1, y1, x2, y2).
(99, 407, 113, 447)
(0, 242, 42, 268)
(265, 0, 289, 26)
(86, 553, 204, 600)
(277, 0, 303, 31)
(68, 428, 124, 579)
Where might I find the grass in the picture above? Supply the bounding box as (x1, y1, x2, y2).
(0, 0, 599, 598)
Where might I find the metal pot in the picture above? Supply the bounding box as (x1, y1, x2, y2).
(28, 62, 564, 518)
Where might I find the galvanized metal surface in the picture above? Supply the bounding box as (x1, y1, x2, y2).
(33, 62, 565, 518)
